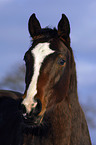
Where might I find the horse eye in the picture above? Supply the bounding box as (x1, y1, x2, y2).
(58, 58, 66, 65)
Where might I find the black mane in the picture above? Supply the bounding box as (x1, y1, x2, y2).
(31, 27, 58, 43)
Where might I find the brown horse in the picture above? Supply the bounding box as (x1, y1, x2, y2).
(21, 14, 92, 145)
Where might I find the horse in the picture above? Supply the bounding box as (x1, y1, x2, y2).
(0, 90, 23, 145)
(21, 14, 92, 145)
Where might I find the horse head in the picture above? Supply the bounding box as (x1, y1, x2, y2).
(21, 13, 77, 130)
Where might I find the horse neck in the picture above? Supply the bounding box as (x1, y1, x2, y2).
(68, 51, 78, 98)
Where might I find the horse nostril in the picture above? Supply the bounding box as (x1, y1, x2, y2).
(32, 98, 42, 116)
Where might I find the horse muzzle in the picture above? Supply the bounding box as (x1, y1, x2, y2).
(21, 99, 43, 126)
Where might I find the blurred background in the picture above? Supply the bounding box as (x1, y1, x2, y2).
(0, 0, 96, 144)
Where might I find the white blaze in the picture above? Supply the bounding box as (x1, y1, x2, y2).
(22, 42, 54, 113)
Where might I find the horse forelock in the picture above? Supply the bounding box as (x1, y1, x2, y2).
(32, 27, 70, 51)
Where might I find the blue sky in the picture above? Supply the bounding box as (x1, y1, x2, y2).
(0, 0, 96, 144)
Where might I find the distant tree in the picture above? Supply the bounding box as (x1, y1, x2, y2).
(0, 64, 25, 93)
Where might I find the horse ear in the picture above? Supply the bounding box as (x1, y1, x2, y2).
(58, 14, 70, 39)
(28, 13, 41, 38)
